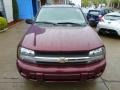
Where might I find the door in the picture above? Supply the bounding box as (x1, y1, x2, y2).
(32, 0, 37, 16)
(41, 0, 46, 5)
(0, 0, 5, 17)
(32, 0, 41, 16)
(17, 0, 34, 19)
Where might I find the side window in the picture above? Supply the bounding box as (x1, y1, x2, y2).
(104, 9, 109, 14)
(108, 10, 113, 13)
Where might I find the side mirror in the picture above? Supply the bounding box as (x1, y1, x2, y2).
(25, 19, 34, 24)
(89, 19, 96, 27)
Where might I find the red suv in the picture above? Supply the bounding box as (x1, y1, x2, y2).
(17, 5, 106, 82)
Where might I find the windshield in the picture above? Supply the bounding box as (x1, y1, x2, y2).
(104, 15, 120, 20)
(36, 7, 87, 26)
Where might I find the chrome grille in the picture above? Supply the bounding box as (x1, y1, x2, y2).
(21, 51, 101, 64)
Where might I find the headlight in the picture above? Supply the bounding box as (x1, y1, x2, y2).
(89, 47, 105, 60)
(18, 47, 35, 60)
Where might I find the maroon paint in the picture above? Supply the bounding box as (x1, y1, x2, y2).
(22, 25, 103, 51)
(17, 24, 106, 81)
(26, 25, 46, 46)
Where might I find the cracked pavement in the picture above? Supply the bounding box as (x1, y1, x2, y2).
(0, 21, 120, 90)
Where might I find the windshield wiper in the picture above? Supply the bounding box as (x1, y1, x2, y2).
(57, 22, 86, 26)
(35, 21, 57, 25)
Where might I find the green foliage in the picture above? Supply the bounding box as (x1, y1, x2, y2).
(102, 0, 107, 4)
(12, 0, 19, 20)
(82, 0, 90, 7)
(82, 0, 107, 7)
(111, 0, 120, 3)
(0, 17, 7, 30)
(92, 0, 99, 5)
(110, 0, 120, 8)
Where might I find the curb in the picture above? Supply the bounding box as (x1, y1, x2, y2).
(7, 20, 24, 29)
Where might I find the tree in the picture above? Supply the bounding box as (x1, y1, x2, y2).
(110, 0, 120, 8)
(82, 0, 90, 7)
(82, 0, 107, 7)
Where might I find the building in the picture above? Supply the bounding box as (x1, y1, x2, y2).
(0, 0, 13, 23)
(0, 0, 4, 17)
(17, 0, 42, 19)
(17, 0, 70, 19)
(47, 0, 69, 4)
(70, 0, 81, 7)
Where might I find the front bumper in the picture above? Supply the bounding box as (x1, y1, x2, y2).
(17, 59, 106, 82)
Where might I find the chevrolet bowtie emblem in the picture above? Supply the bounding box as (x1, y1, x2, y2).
(58, 57, 68, 63)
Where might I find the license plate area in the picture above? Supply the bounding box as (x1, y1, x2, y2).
(44, 74, 81, 81)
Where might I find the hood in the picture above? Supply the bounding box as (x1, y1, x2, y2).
(21, 25, 103, 51)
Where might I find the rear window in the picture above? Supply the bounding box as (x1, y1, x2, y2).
(89, 11, 100, 16)
(104, 15, 120, 20)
